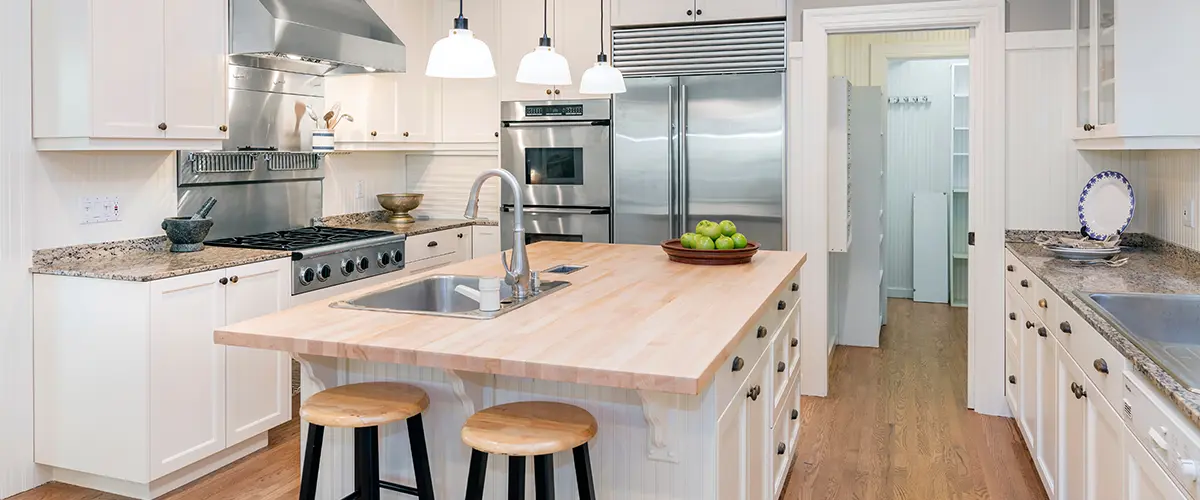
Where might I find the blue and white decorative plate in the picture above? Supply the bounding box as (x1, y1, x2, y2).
(1078, 170, 1135, 240)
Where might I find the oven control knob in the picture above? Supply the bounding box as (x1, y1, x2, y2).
(1179, 459, 1198, 482)
(317, 264, 332, 282)
(341, 259, 355, 276)
(392, 249, 404, 266)
(378, 251, 391, 267)
(358, 257, 370, 272)
(298, 267, 316, 286)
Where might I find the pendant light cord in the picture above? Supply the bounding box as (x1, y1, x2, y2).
(459, 0, 463, 18)
(543, 0, 549, 38)
(598, 0, 604, 56)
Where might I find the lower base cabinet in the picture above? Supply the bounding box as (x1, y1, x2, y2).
(1126, 429, 1190, 500)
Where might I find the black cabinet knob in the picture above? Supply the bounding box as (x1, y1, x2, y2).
(403, 131, 410, 137)
(777, 443, 786, 455)
(1037, 327, 1048, 338)
(747, 385, 760, 401)
(686, 9, 693, 15)
(218, 277, 228, 285)
(494, 132, 499, 137)
(777, 361, 786, 373)
(778, 300, 786, 310)
(1006, 265, 1014, 272)
(731, 357, 744, 372)
(757, 326, 768, 338)
(457, 233, 464, 238)
(428, 241, 438, 247)
(553, 89, 560, 95)
(1009, 375, 1016, 384)
(158, 122, 167, 131)
(790, 338, 798, 347)
(1094, 358, 1109, 374)
(791, 409, 798, 420)
(791, 282, 799, 292)
(1083, 123, 1095, 131)
(1060, 321, 1072, 334)
(1009, 312, 1017, 320)
(696, 8, 702, 15)
(1025, 321, 1034, 329)
(1020, 279, 1029, 288)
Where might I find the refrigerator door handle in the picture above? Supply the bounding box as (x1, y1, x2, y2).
(667, 84, 677, 236)
(679, 83, 690, 230)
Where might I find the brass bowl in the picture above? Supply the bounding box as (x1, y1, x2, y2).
(376, 193, 424, 224)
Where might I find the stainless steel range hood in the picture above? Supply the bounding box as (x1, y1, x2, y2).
(230, 0, 405, 76)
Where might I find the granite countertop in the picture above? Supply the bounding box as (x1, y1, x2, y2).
(318, 210, 498, 236)
(30, 236, 291, 282)
(1006, 236, 1200, 426)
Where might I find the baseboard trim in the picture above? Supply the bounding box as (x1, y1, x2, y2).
(51, 432, 269, 499)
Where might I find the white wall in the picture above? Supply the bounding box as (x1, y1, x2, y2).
(790, 0, 1069, 40)
(405, 155, 501, 220)
(324, 153, 409, 217)
(1131, 151, 1200, 251)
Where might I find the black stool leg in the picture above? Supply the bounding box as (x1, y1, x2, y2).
(533, 454, 554, 500)
(571, 445, 596, 500)
(406, 415, 436, 500)
(507, 456, 526, 500)
(299, 423, 325, 500)
(464, 449, 488, 500)
(355, 427, 382, 500)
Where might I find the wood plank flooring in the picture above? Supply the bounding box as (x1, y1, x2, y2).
(780, 299, 1046, 500)
(10, 299, 1044, 500)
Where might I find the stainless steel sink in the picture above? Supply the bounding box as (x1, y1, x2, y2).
(330, 275, 570, 319)
(1078, 292, 1200, 391)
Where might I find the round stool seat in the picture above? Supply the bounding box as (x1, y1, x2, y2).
(462, 401, 597, 456)
(300, 382, 429, 428)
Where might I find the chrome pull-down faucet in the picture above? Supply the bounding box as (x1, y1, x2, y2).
(464, 169, 531, 299)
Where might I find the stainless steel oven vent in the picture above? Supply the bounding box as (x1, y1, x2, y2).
(189, 152, 256, 173)
(266, 152, 321, 171)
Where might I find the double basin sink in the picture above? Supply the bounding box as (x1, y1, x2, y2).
(331, 275, 569, 320)
(1079, 292, 1200, 392)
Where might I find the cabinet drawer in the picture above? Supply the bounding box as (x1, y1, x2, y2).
(406, 230, 459, 262)
(1004, 250, 1027, 289)
(1005, 283, 1022, 348)
(1059, 305, 1126, 407)
(771, 307, 799, 417)
(771, 409, 791, 495)
(716, 318, 773, 418)
(405, 252, 459, 275)
(1006, 340, 1020, 417)
(769, 272, 801, 327)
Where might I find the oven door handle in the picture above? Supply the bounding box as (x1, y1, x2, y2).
(502, 121, 610, 128)
(501, 206, 610, 215)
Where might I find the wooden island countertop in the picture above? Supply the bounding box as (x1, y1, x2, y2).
(215, 242, 806, 395)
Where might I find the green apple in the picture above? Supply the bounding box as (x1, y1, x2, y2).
(680, 232, 697, 249)
(694, 235, 716, 250)
(731, 233, 748, 249)
(695, 220, 723, 240)
(719, 220, 737, 237)
(715, 235, 735, 250)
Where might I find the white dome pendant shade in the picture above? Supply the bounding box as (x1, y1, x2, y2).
(578, 0, 625, 94)
(425, 2, 496, 78)
(580, 54, 626, 94)
(515, 0, 571, 86)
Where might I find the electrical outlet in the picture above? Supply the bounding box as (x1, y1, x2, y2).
(79, 196, 120, 224)
(355, 180, 365, 200)
(1186, 198, 1196, 228)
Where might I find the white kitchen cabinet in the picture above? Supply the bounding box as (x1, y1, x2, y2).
(32, 0, 227, 151)
(1085, 375, 1125, 499)
(33, 259, 291, 497)
(472, 225, 502, 258)
(223, 260, 292, 447)
(1033, 315, 1058, 496)
(553, 0, 607, 101)
(437, 0, 501, 143)
(717, 356, 770, 500)
(1071, 0, 1200, 149)
(1020, 305, 1038, 447)
(611, 0, 784, 27)
(1006, 287, 1022, 420)
(498, 0, 559, 101)
(1126, 428, 1190, 500)
(406, 227, 474, 273)
(1058, 345, 1088, 500)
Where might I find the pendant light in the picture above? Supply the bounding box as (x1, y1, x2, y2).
(579, 0, 625, 94)
(515, 0, 571, 86)
(425, 0, 496, 78)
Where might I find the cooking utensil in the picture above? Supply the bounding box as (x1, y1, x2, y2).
(376, 193, 424, 224)
(305, 104, 319, 123)
(191, 197, 217, 220)
(330, 114, 354, 129)
(323, 110, 335, 129)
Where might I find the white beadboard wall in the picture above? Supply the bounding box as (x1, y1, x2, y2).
(883, 58, 965, 298)
(1134, 151, 1200, 250)
(323, 152, 408, 216)
(828, 29, 969, 86)
(405, 155, 501, 220)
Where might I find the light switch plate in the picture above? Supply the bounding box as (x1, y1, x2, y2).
(1185, 198, 1195, 229)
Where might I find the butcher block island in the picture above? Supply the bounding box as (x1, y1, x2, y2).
(215, 241, 806, 500)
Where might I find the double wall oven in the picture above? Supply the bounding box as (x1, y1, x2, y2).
(499, 100, 612, 249)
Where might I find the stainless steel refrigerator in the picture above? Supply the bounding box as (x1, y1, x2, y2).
(612, 73, 786, 250)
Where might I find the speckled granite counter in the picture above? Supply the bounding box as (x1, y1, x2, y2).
(319, 210, 498, 236)
(1006, 236, 1200, 427)
(30, 236, 291, 282)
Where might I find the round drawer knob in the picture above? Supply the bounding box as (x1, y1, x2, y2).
(687, 9, 693, 15)
(546, 89, 553, 95)
(790, 338, 798, 348)
(777, 443, 786, 455)
(757, 326, 767, 338)
(495, 132, 499, 137)
(778, 300, 786, 310)
(1006, 265, 1014, 272)
(1009, 312, 1017, 321)
(1020, 279, 1030, 288)
(219, 277, 228, 285)
(791, 282, 799, 292)
(219, 125, 228, 132)
(777, 361, 786, 373)
(1084, 123, 1095, 131)
(1037, 327, 1047, 337)
(696, 8, 702, 14)
(1060, 321, 1072, 334)
(1025, 321, 1034, 329)
(553, 89, 560, 95)
(731, 356, 744, 372)
(1038, 298, 1048, 308)
(1009, 375, 1016, 384)
(371, 131, 378, 137)
(158, 122, 168, 131)
(791, 409, 799, 420)
(1094, 358, 1109, 374)
(229, 275, 239, 284)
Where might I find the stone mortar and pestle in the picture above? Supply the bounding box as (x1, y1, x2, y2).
(162, 197, 217, 252)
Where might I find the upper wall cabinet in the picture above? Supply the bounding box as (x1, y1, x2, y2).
(497, 0, 606, 101)
(1072, 0, 1200, 149)
(32, 0, 227, 151)
(438, 0, 501, 142)
(612, 0, 784, 27)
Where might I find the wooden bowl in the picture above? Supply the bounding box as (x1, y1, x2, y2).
(660, 239, 760, 265)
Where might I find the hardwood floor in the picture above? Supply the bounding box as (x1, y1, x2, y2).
(780, 299, 1046, 500)
(12, 299, 1044, 500)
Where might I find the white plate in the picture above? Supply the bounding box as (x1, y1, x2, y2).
(1047, 246, 1121, 254)
(1079, 171, 1135, 240)
(1048, 247, 1121, 261)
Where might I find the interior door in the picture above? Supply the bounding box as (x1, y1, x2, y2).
(163, 0, 227, 139)
(613, 77, 678, 244)
(224, 260, 290, 447)
(680, 73, 785, 250)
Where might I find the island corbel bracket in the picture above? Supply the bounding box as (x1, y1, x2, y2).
(446, 370, 490, 416)
(637, 390, 682, 463)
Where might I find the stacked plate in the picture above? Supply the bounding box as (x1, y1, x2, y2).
(1046, 245, 1121, 261)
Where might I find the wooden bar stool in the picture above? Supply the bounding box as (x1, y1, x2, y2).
(299, 382, 436, 500)
(461, 401, 598, 500)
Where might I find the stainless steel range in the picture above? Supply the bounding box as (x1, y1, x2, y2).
(206, 227, 406, 295)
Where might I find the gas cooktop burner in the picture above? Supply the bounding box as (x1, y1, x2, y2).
(205, 226, 396, 251)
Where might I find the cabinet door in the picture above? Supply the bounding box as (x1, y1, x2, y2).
(1020, 305, 1038, 444)
(717, 382, 749, 499)
(164, 0, 227, 139)
(472, 225, 502, 258)
(439, 0, 501, 143)
(553, 0, 607, 100)
(148, 269, 227, 479)
(453, 227, 473, 261)
(745, 358, 770, 500)
(1059, 345, 1088, 500)
(1006, 287, 1022, 418)
(1034, 322, 1059, 497)
(370, 0, 436, 142)
(694, 0, 784, 23)
(611, 0, 694, 26)
(224, 260, 291, 446)
(1085, 378, 1124, 499)
(1126, 430, 1189, 500)
(498, 0, 558, 101)
(1073, 0, 1092, 131)
(1095, 0, 1115, 129)
(91, 0, 165, 138)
